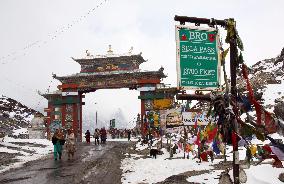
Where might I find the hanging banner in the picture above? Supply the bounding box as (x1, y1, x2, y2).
(153, 99, 173, 110)
(166, 108, 183, 128)
(166, 126, 184, 134)
(182, 111, 211, 126)
(175, 25, 220, 90)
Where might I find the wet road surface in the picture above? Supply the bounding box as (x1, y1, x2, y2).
(0, 141, 130, 184)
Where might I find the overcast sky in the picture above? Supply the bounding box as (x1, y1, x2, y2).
(0, 0, 284, 127)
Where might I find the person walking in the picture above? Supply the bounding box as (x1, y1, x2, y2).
(100, 127, 107, 144)
(85, 130, 91, 143)
(66, 129, 76, 160)
(52, 129, 64, 160)
(94, 129, 100, 145)
(127, 129, 131, 141)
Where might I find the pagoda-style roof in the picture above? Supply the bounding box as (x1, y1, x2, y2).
(72, 53, 146, 73)
(53, 68, 165, 82)
(39, 90, 62, 99)
(45, 49, 167, 93)
(72, 53, 145, 66)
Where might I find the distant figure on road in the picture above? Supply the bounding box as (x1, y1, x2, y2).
(94, 129, 100, 145)
(66, 129, 76, 160)
(127, 130, 131, 141)
(100, 127, 107, 144)
(52, 129, 64, 160)
(85, 130, 91, 143)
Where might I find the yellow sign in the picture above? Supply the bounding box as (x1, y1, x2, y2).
(153, 113, 159, 127)
(153, 99, 172, 110)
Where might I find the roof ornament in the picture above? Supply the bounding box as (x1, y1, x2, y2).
(107, 45, 114, 55)
(86, 50, 90, 56)
(52, 73, 56, 78)
(128, 46, 133, 54)
(85, 49, 94, 59)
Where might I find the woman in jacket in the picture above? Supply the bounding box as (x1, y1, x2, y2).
(52, 129, 64, 160)
(66, 129, 76, 160)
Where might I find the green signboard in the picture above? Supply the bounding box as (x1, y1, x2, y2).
(110, 119, 115, 128)
(176, 25, 220, 90)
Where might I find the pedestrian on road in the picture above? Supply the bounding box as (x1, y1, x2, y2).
(94, 129, 100, 145)
(66, 129, 76, 160)
(52, 129, 64, 160)
(127, 130, 131, 141)
(100, 127, 107, 144)
(85, 130, 91, 143)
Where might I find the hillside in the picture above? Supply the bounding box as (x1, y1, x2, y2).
(0, 95, 42, 135)
(246, 48, 284, 119)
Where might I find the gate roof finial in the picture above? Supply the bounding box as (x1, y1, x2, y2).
(107, 45, 113, 55)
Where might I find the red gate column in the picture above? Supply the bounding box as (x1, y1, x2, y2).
(79, 92, 83, 142)
(140, 91, 146, 137)
(72, 102, 78, 139)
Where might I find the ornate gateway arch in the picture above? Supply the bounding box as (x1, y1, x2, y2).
(41, 47, 166, 140)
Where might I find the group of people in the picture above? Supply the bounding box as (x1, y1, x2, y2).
(85, 127, 107, 144)
(52, 128, 76, 161)
(109, 128, 139, 141)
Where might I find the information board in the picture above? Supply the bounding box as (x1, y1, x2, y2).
(176, 25, 220, 89)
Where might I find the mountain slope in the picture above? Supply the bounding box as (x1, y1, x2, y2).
(248, 48, 284, 119)
(0, 95, 42, 135)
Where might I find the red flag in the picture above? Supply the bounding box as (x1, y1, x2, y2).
(195, 131, 200, 146)
(208, 127, 218, 142)
(242, 64, 263, 125)
(252, 99, 262, 125)
(194, 118, 198, 129)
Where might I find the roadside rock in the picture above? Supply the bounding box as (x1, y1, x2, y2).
(279, 173, 284, 182)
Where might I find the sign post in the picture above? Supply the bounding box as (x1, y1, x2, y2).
(174, 15, 240, 184)
(176, 25, 220, 90)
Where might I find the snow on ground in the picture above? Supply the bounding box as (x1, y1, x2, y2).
(12, 127, 28, 136)
(245, 164, 284, 184)
(228, 164, 284, 184)
(121, 145, 221, 184)
(121, 135, 284, 184)
(187, 170, 223, 184)
(0, 136, 53, 173)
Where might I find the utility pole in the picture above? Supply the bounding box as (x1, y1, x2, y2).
(229, 19, 240, 184)
(96, 111, 98, 125)
(174, 15, 240, 184)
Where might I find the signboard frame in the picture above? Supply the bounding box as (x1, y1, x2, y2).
(175, 25, 221, 90)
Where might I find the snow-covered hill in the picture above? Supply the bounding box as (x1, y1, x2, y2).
(0, 95, 42, 135)
(246, 47, 284, 119)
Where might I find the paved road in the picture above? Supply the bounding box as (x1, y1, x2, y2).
(0, 141, 130, 184)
